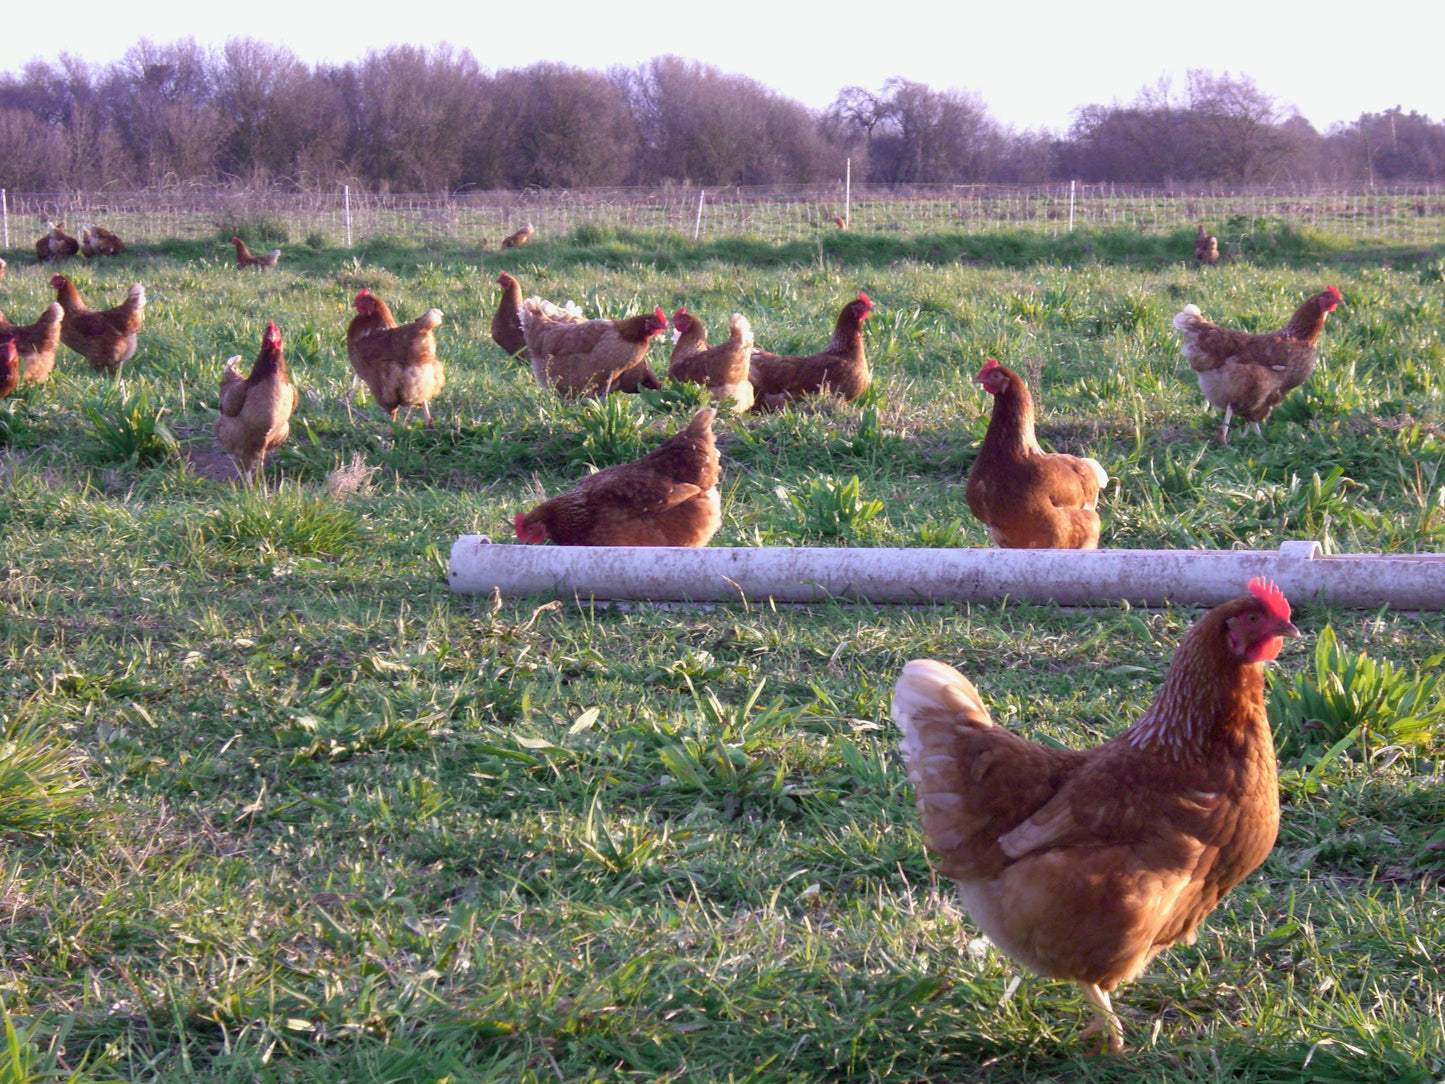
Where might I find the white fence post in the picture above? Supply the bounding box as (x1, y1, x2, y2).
(845, 158, 851, 227)
(694, 189, 705, 241)
(1068, 179, 1075, 232)
(1, 188, 7, 249)
(344, 185, 353, 247)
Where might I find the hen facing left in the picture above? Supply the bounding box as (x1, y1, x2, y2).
(51, 274, 146, 380)
(892, 579, 1299, 1053)
(346, 289, 445, 426)
(966, 358, 1107, 549)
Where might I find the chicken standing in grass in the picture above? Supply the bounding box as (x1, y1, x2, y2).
(966, 358, 1108, 549)
(81, 224, 127, 258)
(1194, 224, 1219, 265)
(51, 274, 146, 381)
(521, 297, 666, 397)
(346, 288, 445, 426)
(501, 222, 534, 249)
(231, 236, 281, 270)
(1173, 286, 1342, 444)
(0, 335, 19, 399)
(893, 578, 1299, 1054)
(491, 271, 527, 358)
(215, 320, 298, 481)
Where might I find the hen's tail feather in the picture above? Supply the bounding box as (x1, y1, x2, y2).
(892, 659, 996, 853)
(728, 313, 754, 349)
(1082, 457, 1109, 489)
(1171, 304, 1204, 331)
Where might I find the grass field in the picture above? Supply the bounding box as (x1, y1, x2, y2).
(1, 222, 1444, 1082)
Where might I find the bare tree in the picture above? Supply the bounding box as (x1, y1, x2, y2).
(828, 78, 1001, 183)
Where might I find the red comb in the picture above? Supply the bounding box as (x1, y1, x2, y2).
(655, 306, 667, 323)
(1247, 577, 1291, 621)
(514, 511, 528, 539)
(1326, 285, 1341, 300)
(981, 358, 1001, 372)
(673, 306, 688, 319)
(858, 292, 873, 307)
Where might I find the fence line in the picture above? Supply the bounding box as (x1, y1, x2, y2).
(4, 183, 1444, 250)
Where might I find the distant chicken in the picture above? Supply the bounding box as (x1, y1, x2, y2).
(966, 358, 1108, 549)
(516, 407, 721, 547)
(51, 274, 146, 379)
(0, 301, 64, 383)
(38, 221, 79, 262)
(346, 288, 445, 426)
(0, 257, 7, 281)
(501, 222, 535, 249)
(0, 335, 18, 400)
(81, 224, 127, 258)
(1173, 286, 1342, 444)
(668, 308, 755, 413)
(231, 236, 281, 270)
(892, 578, 1299, 1053)
(1194, 224, 1219, 265)
(748, 292, 873, 409)
(491, 271, 527, 358)
(215, 320, 299, 481)
(521, 297, 666, 397)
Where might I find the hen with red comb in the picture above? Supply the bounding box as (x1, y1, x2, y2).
(520, 297, 666, 397)
(892, 580, 1299, 1053)
(1172, 287, 1342, 443)
(747, 292, 873, 410)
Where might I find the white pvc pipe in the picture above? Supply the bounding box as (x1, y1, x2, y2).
(448, 539, 1445, 609)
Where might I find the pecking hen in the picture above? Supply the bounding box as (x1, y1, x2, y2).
(521, 297, 666, 397)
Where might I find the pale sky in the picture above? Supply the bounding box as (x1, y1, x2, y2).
(5, 0, 1440, 135)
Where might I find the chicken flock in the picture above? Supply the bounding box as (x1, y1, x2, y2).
(1, 221, 1342, 1055)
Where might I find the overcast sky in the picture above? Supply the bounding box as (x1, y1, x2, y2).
(4, 0, 1440, 135)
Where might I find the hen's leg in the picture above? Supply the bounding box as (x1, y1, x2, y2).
(1078, 983, 1124, 1055)
(1219, 404, 1233, 446)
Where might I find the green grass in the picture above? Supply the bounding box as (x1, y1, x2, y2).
(0, 225, 1443, 1081)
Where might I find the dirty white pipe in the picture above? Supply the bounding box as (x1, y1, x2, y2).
(448, 539, 1445, 610)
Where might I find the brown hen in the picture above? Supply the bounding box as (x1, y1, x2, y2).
(52, 275, 145, 379)
(965, 358, 1107, 549)
(892, 578, 1299, 1053)
(748, 292, 872, 409)
(215, 320, 299, 481)
(346, 289, 445, 426)
(1173, 287, 1342, 444)
(516, 407, 721, 547)
(0, 301, 63, 383)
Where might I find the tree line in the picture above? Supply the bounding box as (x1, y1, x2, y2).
(2, 39, 1443, 193)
